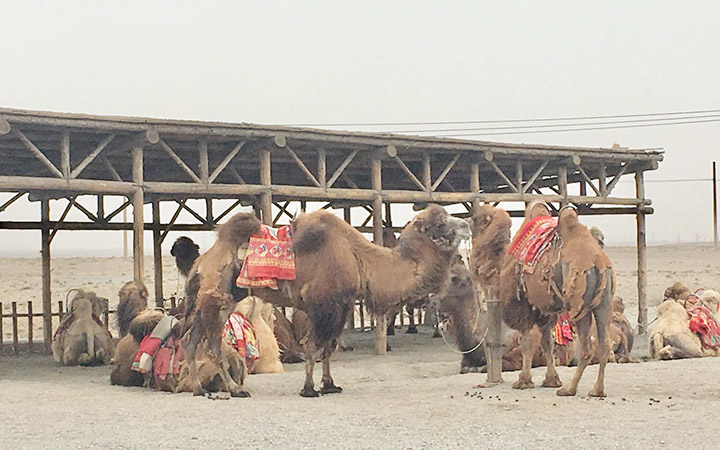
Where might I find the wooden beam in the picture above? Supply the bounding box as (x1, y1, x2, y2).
(371, 156, 387, 356)
(104, 199, 131, 222)
(159, 139, 202, 183)
(636, 171, 648, 334)
(41, 197, 52, 353)
(228, 167, 246, 185)
(515, 160, 523, 194)
(14, 129, 64, 178)
(67, 197, 99, 223)
(317, 148, 327, 188)
(132, 147, 144, 283)
(327, 149, 359, 188)
(198, 138, 209, 184)
(215, 199, 243, 223)
(152, 199, 163, 306)
(470, 163, 481, 212)
(599, 165, 607, 196)
(103, 157, 123, 182)
(0, 175, 135, 195)
(70, 134, 116, 179)
(160, 200, 185, 242)
(522, 161, 548, 194)
(558, 165, 568, 207)
(488, 160, 518, 193)
(285, 144, 320, 187)
(209, 141, 245, 183)
(393, 155, 426, 191)
(605, 163, 628, 196)
(422, 152, 431, 191)
(0, 118, 10, 135)
(431, 153, 461, 192)
(0, 192, 25, 213)
(575, 165, 601, 196)
(60, 131, 70, 179)
(176, 200, 206, 224)
(260, 148, 272, 224)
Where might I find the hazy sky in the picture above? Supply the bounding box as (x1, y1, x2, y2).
(1, 1, 719, 257)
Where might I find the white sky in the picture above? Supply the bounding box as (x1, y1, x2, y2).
(1, 1, 720, 257)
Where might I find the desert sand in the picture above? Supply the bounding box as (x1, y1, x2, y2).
(1, 245, 720, 449)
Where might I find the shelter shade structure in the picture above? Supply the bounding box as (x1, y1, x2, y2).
(0, 108, 662, 363)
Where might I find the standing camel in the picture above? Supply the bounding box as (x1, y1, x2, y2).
(469, 203, 614, 397)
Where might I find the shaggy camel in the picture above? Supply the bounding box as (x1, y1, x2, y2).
(111, 309, 168, 387)
(273, 308, 306, 364)
(235, 296, 283, 374)
(52, 292, 114, 366)
(650, 300, 704, 359)
(182, 211, 261, 397)
(117, 281, 149, 337)
(470, 203, 615, 397)
(171, 236, 200, 279)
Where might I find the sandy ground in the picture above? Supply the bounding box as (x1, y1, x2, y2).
(1, 327, 720, 449)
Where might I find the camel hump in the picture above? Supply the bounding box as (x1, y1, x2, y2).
(128, 310, 165, 342)
(292, 213, 331, 254)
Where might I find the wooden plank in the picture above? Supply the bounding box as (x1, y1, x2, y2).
(198, 138, 209, 184)
(158, 139, 202, 183)
(41, 198, 52, 353)
(132, 147, 144, 283)
(60, 131, 70, 178)
(326, 149, 358, 188)
(636, 171, 648, 334)
(27, 301, 33, 352)
(209, 141, 245, 183)
(285, 145, 320, 187)
(11, 302, 19, 354)
(70, 134, 115, 179)
(431, 153, 461, 192)
(152, 199, 163, 306)
(393, 155, 426, 191)
(260, 149, 272, 224)
(317, 148, 327, 188)
(605, 163, 629, 196)
(488, 160, 518, 193)
(13, 129, 64, 178)
(522, 160, 549, 194)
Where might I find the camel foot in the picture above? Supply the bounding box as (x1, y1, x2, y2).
(193, 386, 208, 397)
(231, 389, 251, 398)
(556, 387, 577, 397)
(320, 383, 343, 394)
(541, 376, 562, 388)
(588, 388, 606, 398)
(512, 378, 535, 390)
(340, 345, 354, 352)
(300, 386, 320, 398)
(406, 326, 418, 334)
(432, 330, 441, 339)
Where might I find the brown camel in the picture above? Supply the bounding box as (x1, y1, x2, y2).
(235, 296, 283, 374)
(171, 236, 200, 279)
(273, 308, 306, 363)
(52, 292, 114, 366)
(181, 211, 261, 397)
(469, 203, 615, 397)
(117, 281, 149, 337)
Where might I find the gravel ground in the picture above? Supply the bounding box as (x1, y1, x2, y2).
(2, 327, 719, 450)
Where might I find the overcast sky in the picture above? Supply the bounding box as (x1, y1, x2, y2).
(1, 1, 719, 257)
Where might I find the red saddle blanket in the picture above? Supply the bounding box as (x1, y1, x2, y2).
(552, 313, 574, 346)
(237, 224, 295, 289)
(507, 216, 558, 274)
(688, 304, 720, 350)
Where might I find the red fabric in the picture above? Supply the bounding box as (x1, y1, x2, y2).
(688, 304, 720, 350)
(507, 216, 558, 274)
(553, 313, 574, 346)
(132, 334, 163, 373)
(237, 224, 295, 288)
(153, 336, 184, 381)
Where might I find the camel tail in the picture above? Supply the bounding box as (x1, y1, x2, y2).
(306, 293, 352, 345)
(85, 331, 95, 360)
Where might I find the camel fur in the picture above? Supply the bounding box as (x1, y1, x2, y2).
(110, 309, 166, 387)
(117, 281, 149, 337)
(470, 203, 615, 397)
(52, 292, 114, 366)
(273, 308, 305, 363)
(236, 296, 283, 374)
(650, 300, 704, 359)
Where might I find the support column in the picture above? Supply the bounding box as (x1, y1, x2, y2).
(152, 198, 163, 306)
(260, 149, 272, 224)
(132, 147, 145, 284)
(635, 171, 648, 334)
(344, 206, 355, 329)
(470, 163, 480, 212)
(558, 165, 568, 208)
(371, 157, 387, 355)
(41, 197, 52, 353)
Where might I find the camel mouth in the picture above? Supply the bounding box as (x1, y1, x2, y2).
(449, 217, 472, 246)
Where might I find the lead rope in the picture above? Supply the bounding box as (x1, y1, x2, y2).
(436, 302, 487, 355)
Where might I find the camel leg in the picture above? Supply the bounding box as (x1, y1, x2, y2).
(588, 300, 611, 397)
(181, 320, 207, 397)
(512, 329, 535, 390)
(300, 358, 319, 397)
(320, 343, 343, 394)
(540, 325, 562, 388)
(557, 315, 593, 397)
(212, 355, 250, 398)
(406, 306, 418, 334)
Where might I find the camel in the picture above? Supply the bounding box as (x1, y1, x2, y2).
(117, 281, 149, 337)
(187, 205, 469, 397)
(273, 308, 305, 363)
(469, 203, 615, 397)
(664, 282, 691, 303)
(235, 296, 283, 374)
(171, 236, 200, 278)
(52, 291, 114, 366)
(110, 309, 168, 387)
(650, 300, 704, 359)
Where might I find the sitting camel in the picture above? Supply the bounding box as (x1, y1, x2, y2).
(273, 308, 306, 364)
(650, 300, 704, 359)
(117, 281, 149, 337)
(235, 296, 283, 374)
(470, 202, 615, 397)
(52, 291, 114, 366)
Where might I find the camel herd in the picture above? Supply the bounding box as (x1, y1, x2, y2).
(48, 203, 720, 399)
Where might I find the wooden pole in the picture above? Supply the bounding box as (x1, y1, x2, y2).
(713, 161, 718, 250)
(41, 197, 52, 353)
(371, 157, 387, 355)
(470, 163, 480, 211)
(343, 206, 355, 329)
(635, 171, 648, 334)
(260, 149, 272, 224)
(152, 199, 163, 306)
(558, 165, 568, 208)
(132, 147, 145, 283)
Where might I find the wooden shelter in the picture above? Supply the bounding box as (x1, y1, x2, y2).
(0, 107, 662, 376)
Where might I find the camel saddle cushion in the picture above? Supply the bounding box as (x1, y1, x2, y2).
(237, 224, 295, 289)
(507, 216, 557, 274)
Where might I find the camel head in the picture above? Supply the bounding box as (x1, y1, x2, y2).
(404, 204, 471, 253)
(70, 295, 94, 318)
(433, 261, 477, 320)
(468, 205, 512, 245)
(171, 236, 201, 277)
(589, 226, 605, 249)
(664, 282, 691, 301)
(698, 289, 720, 313)
(216, 212, 262, 249)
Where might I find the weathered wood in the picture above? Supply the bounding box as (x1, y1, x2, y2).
(515, 160, 523, 194)
(199, 138, 209, 184)
(326, 149, 359, 188)
(132, 147, 144, 283)
(371, 156, 386, 355)
(159, 139, 202, 183)
(285, 144, 320, 187)
(68, 197, 98, 222)
(432, 153, 461, 192)
(27, 301, 33, 351)
(214, 199, 243, 224)
(575, 165, 601, 196)
(422, 152, 432, 190)
(60, 131, 70, 178)
(470, 163, 481, 212)
(488, 160, 518, 193)
(0, 175, 135, 194)
(228, 167, 246, 185)
(152, 199, 163, 306)
(13, 129, 64, 178)
(209, 141, 245, 183)
(485, 298, 503, 383)
(70, 134, 115, 179)
(636, 171, 648, 334)
(49, 197, 75, 243)
(160, 200, 186, 242)
(103, 157, 123, 182)
(41, 198, 52, 353)
(599, 165, 607, 196)
(11, 302, 19, 354)
(0, 192, 25, 213)
(558, 165, 568, 207)
(393, 155, 426, 191)
(605, 163, 629, 196)
(260, 149, 272, 224)
(317, 148, 327, 188)
(104, 199, 131, 222)
(522, 160, 548, 194)
(0, 118, 10, 135)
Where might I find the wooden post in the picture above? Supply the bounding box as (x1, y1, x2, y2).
(635, 171, 648, 334)
(713, 161, 718, 250)
(152, 199, 163, 306)
(343, 206, 355, 329)
(422, 151, 431, 192)
(558, 165, 568, 208)
(11, 302, 19, 354)
(41, 197, 52, 352)
(318, 148, 327, 188)
(27, 301, 33, 352)
(471, 163, 480, 211)
(371, 157, 387, 354)
(132, 147, 145, 283)
(60, 131, 70, 179)
(260, 149, 272, 224)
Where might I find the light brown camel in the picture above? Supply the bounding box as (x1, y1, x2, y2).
(52, 292, 114, 366)
(235, 296, 283, 374)
(650, 300, 704, 359)
(469, 203, 615, 397)
(117, 281, 149, 337)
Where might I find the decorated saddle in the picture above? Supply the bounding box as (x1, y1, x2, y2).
(507, 216, 558, 274)
(552, 312, 574, 346)
(236, 224, 295, 289)
(687, 303, 720, 350)
(223, 312, 260, 372)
